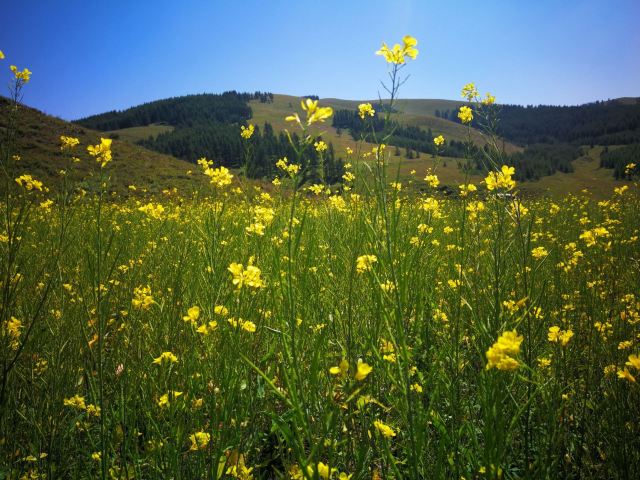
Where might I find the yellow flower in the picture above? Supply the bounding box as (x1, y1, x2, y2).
(189, 431, 211, 451)
(483, 93, 496, 105)
(15, 174, 44, 192)
(375, 35, 418, 64)
(315, 462, 336, 479)
(308, 184, 325, 195)
(373, 420, 396, 438)
(617, 368, 636, 383)
(314, 140, 328, 152)
(203, 165, 234, 188)
(329, 358, 349, 377)
(132, 285, 154, 310)
(60, 136, 80, 151)
(424, 174, 439, 188)
(63, 394, 86, 410)
(214, 305, 229, 316)
(433, 135, 445, 147)
(410, 383, 423, 393)
(459, 183, 477, 197)
(485, 165, 516, 191)
(287, 98, 333, 127)
(537, 357, 552, 368)
(354, 361, 372, 381)
(10, 65, 32, 83)
(358, 103, 375, 119)
(183, 306, 200, 324)
(275, 157, 301, 177)
(4, 316, 23, 350)
(548, 326, 574, 346)
(152, 351, 178, 365)
(157, 391, 183, 408)
(240, 124, 255, 139)
(228, 262, 265, 289)
(356, 255, 377, 273)
(0, 50, 4, 60)
(91, 452, 101, 462)
(87, 138, 112, 168)
(531, 247, 548, 259)
(486, 330, 523, 371)
(39, 199, 54, 212)
(138, 203, 165, 219)
(626, 354, 640, 370)
(461, 83, 478, 101)
(624, 163, 636, 175)
(457, 105, 473, 124)
(228, 318, 257, 333)
(226, 453, 254, 479)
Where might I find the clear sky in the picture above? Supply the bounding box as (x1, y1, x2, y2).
(1, 0, 638, 120)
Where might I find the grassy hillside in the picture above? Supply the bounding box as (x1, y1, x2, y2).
(249, 94, 520, 152)
(105, 123, 174, 143)
(1, 98, 205, 194)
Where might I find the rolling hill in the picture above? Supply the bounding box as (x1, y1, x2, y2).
(6, 91, 637, 199)
(0, 97, 206, 194)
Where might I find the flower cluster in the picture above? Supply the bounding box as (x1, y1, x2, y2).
(485, 165, 516, 191)
(286, 98, 333, 127)
(375, 35, 418, 64)
(486, 330, 523, 371)
(87, 138, 112, 168)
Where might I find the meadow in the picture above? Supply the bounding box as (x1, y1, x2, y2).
(1, 38, 640, 479)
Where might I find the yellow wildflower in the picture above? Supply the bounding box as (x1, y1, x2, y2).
(486, 330, 523, 371)
(152, 351, 178, 365)
(375, 35, 418, 64)
(60, 136, 80, 151)
(356, 254, 377, 273)
(240, 124, 254, 139)
(354, 361, 372, 381)
(10, 65, 32, 82)
(63, 395, 86, 410)
(228, 262, 265, 289)
(458, 105, 473, 124)
(87, 138, 112, 168)
(182, 306, 200, 324)
(189, 431, 211, 451)
(358, 103, 375, 119)
(373, 420, 396, 438)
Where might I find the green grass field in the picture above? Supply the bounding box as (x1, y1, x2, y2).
(2, 132, 639, 477)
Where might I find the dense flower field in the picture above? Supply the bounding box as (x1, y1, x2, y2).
(1, 39, 639, 479)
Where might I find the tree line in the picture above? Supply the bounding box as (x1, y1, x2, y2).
(440, 99, 640, 146)
(75, 92, 343, 183)
(600, 144, 640, 179)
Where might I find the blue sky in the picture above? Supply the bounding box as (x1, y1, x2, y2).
(1, 0, 638, 120)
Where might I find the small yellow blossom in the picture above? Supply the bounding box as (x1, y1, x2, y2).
(189, 431, 211, 451)
(486, 330, 523, 371)
(240, 124, 254, 139)
(373, 420, 396, 438)
(356, 255, 377, 273)
(152, 351, 178, 365)
(183, 306, 200, 324)
(458, 105, 473, 124)
(375, 35, 418, 64)
(87, 138, 112, 168)
(63, 395, 86, 410)
(228, 262, 265, 289)
(358, 103, 375, 119)
(355, 361, 372, 381)
(60, 136, 80, 151)
(10, 65, 32, 82)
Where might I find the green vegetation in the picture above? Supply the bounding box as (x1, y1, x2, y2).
(600, 144, 640, 179)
